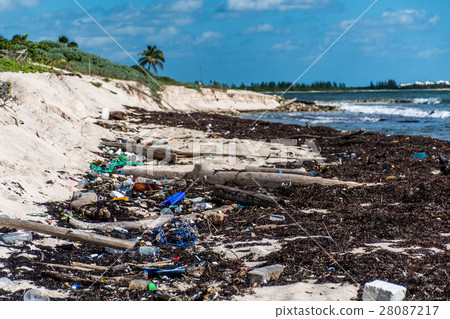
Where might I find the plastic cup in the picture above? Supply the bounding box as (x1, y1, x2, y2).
(23, 289, 50, 301)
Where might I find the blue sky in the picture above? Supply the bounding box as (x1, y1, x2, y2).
(0, 0, 448, 86)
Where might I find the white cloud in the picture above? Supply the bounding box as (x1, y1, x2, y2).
(170, 0, 203, 12)
(272, 40, 298, 50)
(110, 26, 156, 36)
(244, 23, 274, 34)
(194, 31, 222, 45)
(226, 0, 329, 11)
(74, 36, 112, 48)
(418, 48, 448, 58)
(146, 26, 179, 43)
(334, 9, 440, 33)
(381, 9, 439, 27)
(0, 0, 39, 10)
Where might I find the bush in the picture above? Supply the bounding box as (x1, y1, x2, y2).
(0, 81, 16, 107)
(0, 58, 51, 73)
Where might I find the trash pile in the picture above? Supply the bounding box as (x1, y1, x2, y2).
(0, 110, 448, 301)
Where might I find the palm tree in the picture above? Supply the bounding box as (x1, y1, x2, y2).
(12, 34, 29, 42)
(138, 45, 165, 74)
(58, 36, 69, 44)
(67, 42, 78, 48)
(59, 36, 78, 48)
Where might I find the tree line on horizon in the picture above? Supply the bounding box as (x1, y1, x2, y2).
(197, 79, 402, 92)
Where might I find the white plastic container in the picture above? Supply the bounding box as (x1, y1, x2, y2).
(101, 108, 110, 120)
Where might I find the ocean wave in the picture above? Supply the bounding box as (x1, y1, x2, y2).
(413, 98, 441, 105)
(287, 115, 381, 125)
(338, 103, 450, 119)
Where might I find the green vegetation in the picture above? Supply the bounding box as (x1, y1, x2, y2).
(0, 34, 181, 101)
(138, 45, 165, 75)
(59, 35, 78, 48)
(184, 83, 202, 92)
(90, 81, 103, 88)
(0, 80, 16, 107)
(0, 58, 51, 73)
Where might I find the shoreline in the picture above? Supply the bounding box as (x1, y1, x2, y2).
(0, 72, 448, 301)
(266, 88, 450, 94)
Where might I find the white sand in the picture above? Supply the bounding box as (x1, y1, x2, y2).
(0, 71, 281, 222)
(234, 280, 358, 301)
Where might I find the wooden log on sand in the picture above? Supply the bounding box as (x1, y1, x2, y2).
(245, 165, 309, 176)
(67, 215, 173, 232)
(101, 141, 178, 162)
(213, 184, 279, 207)
(0, 216, 136, 250)
(122, 164, 367, 188)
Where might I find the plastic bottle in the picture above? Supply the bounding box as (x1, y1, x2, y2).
(192, 202, 213, 211)
(0, 231, 32, 244)
(144, 265, 186, 277)
(101, 108, 109, 120)
(160, 208, 174, 215)
(23, 289, 50, 301)
(129, 280, 157, 291)
(136, 246, 160, 257)
(104, 247, 124, 254)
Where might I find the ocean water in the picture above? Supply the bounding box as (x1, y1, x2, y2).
(239, 90, 450, 141)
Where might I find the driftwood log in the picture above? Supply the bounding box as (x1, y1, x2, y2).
(213, 185, 279, 207)
(0, 216, 136, 250)
(42, 271, 142, 287)
(245, 165, 309, 176)
(67, 214, 173, 231)
(123, 164, 367, 188)
(101, 141, 178, 162)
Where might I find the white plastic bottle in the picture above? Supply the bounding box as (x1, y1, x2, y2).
(0, 231, 33, 244)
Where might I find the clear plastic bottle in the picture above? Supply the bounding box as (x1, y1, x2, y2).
(137, 246, 160, 257)
(129, 280, 157, 291)
(0, 231, 33, 244)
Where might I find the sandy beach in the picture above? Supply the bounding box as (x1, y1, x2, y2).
(0, 72, 448, 301)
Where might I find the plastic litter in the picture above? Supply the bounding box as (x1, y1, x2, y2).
(129, 279, 157, 291)
(189, 197, 203, 203)
(160, 208, 174, 215)
(161, 191, 186, 206)
(269, 214, 286, 222)
(154, 219, 196, 247)
(411, 152, 427, 159)
(144, 265, 186, 277)
(308, 170, 319, 177)
(90, 154, 143, 173)
(191, 202, 213, 211)
(0, 277, 18, 292)
(111, 197, 129, 202)
(136, 246, 160, 257)
(0, 231, 33, 244)
(23, 289, 50, 301)
(101, 108, 109, 120)
(110, 190, 125, 198)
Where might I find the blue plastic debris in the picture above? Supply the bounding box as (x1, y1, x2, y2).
(411, 152, 427, 159)
(308, 170, 319, 177)
(154, 219, 196, 247)
(161, 191, 186, 206)
(277, 170, 283, 174)
(328, 267, 335, 272)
